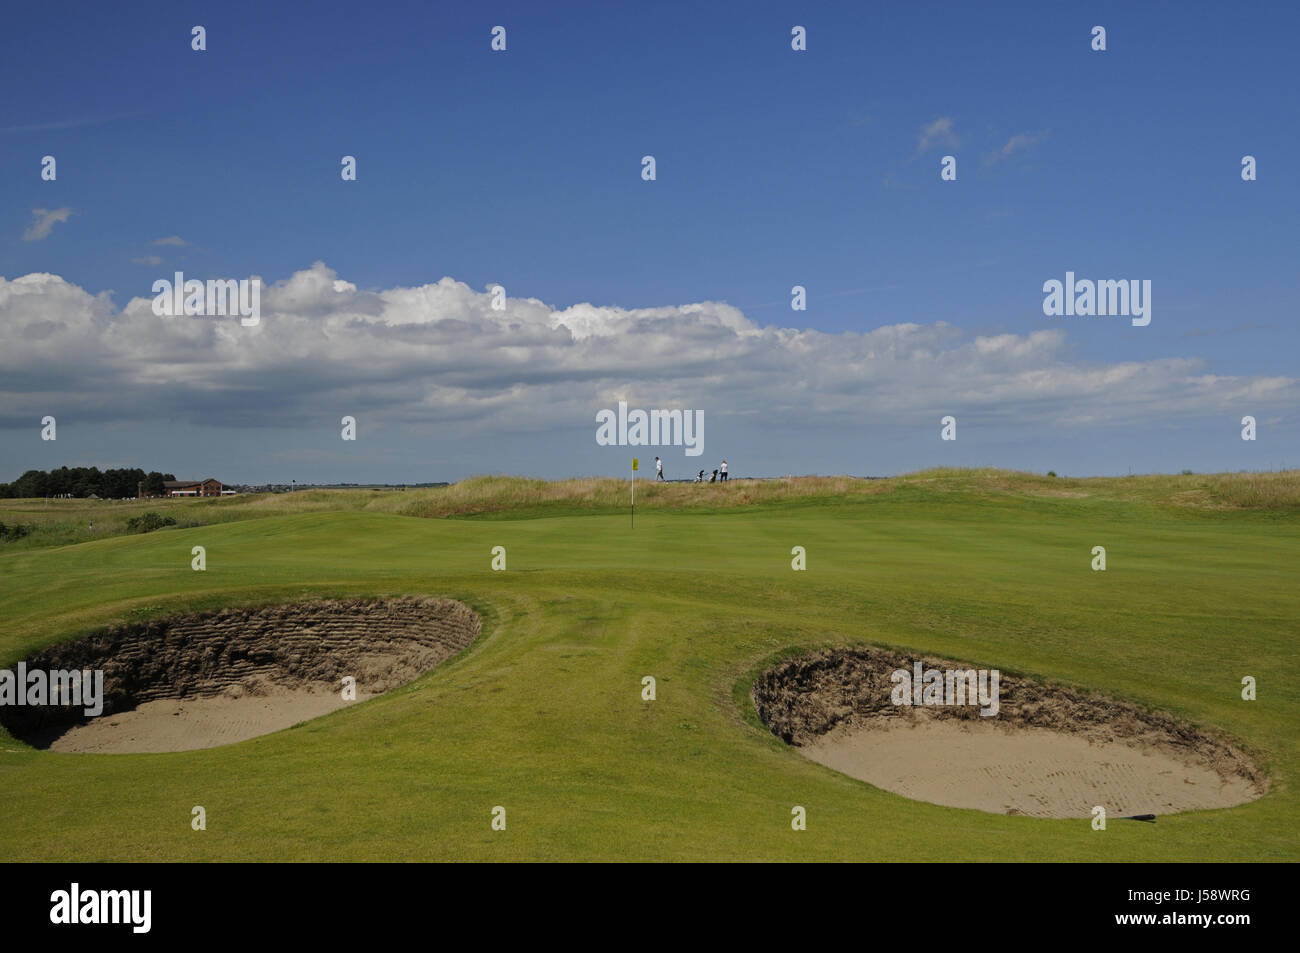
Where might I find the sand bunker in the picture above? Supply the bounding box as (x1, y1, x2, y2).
(1, 597, 480, 753)
(753, 647, 1265, 818)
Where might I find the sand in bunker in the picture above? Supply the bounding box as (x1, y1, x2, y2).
(803, 718, 1259, 819)
(48, 685, 376, 754)
(753, 647, 1265, 819)
(5, 597, 481, 755)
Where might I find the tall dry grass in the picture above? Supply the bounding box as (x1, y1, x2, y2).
(1207, 470, 1300, 509)
(368, 474, 890, 518)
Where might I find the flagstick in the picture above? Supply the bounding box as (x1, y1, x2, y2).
(631, 461, 635, 528)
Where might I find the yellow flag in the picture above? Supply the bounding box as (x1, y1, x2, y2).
(632, 458, 639, 471)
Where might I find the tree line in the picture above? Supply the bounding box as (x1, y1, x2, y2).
(0, 467, 177, 499)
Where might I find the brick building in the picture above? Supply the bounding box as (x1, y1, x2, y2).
(161, 478, 224, 498)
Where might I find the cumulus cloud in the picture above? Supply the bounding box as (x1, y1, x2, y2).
(21, 207, 74, 241)
(917, 117, 958, 153)
(0, 262, 1292, 438)
(151, 235, 188, 246)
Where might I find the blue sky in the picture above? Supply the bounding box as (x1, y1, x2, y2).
(1, 1, 1296, 483)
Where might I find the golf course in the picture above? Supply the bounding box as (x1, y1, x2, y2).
(0, 468, 1295, 861)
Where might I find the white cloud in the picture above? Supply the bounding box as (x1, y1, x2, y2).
(151, 235, 189, 247)
(21, 207, 74, 242)
(986, 131, 1046, 165)
(917, 117, 958, 153)
(0, 110, 147, 134)
(0, 262, 1291, 437)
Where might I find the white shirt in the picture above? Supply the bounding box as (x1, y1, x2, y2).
(720, 462, 727, 473)
(656, 460, 662, 471)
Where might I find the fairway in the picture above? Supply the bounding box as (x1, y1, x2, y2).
(0, 473, 1294, 861)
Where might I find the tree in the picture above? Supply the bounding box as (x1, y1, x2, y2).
(0, 467, 178, 498)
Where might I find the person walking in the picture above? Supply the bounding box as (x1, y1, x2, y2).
(655, 456, 664, 481)
(720, 460, 728, 482)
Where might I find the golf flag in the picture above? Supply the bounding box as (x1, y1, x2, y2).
(632, 458, 638, 471)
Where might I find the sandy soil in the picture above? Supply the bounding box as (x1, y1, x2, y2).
(803, 717, 1260, 818)
(47, 685, 375, 754)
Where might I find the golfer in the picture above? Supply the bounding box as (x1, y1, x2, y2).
(720, 460, 728, 482)
(655, 456, 664, 481)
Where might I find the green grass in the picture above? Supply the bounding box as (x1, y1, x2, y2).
(0, 472, 1295, 860)
(4, 468, 1296, 552)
